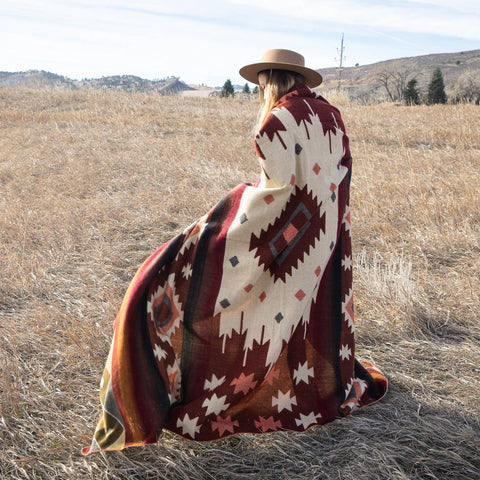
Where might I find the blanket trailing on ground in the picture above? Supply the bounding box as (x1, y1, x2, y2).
(83, 83, 387, 455)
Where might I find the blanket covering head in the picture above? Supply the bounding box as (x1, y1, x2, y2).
(83, 83, 387, 454)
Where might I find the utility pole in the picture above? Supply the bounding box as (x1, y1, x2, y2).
(336, 33, 345, 92)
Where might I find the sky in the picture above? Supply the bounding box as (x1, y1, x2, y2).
(1, 0, 479, 87)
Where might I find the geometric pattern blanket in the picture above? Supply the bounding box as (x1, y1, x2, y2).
(83, 83, 387, 454)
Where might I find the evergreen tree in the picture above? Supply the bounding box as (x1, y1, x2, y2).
(427, 68, 447, 104)
(252, 85, 259, 95)
(404, 78, 420, 105)
(242, 83, 250, 94)
(221, 79, 235, 98)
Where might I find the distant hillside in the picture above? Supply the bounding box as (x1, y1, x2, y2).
(0, 70, 193, 95)
(317, 49, 480, 101)
(0, 70, 76, 89)
(2, 48, 479, 100)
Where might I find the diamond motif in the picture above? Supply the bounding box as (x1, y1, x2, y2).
(239, 213, 248, 224)
(275, 312, 284, 323)
(259, 291, 266, 302)
(229, 256, 239, 267)
(244, 283, 253, 293)
(295, 143, 303, 155)
(295, 289, 306, 301)
(250, 185, 325, 283)
(148, 283, 179, 334)
(313, 163, 321, 175)
(264, 194, 275, 205)
(219, 298, 230, 309)
(282, 223, 299, 243)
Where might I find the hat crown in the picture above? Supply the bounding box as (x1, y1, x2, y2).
(260, 49, 305, 68)
(239, 48, 323, 87)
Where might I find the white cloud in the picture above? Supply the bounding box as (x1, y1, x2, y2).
(229, 0, 480, 40)
(1, 0, 479, 85)
(0, 0, 340, 84)
(405, 0, 480, 14)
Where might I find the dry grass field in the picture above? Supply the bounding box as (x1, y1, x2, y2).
(0, 87, 479, 479)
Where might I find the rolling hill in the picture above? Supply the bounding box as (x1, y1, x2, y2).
(1, 48, 479, 101)
(0, 70, 193, 95)
(317, 48, 480, 101)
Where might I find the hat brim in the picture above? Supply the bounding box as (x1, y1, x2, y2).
(239, 61, 323, 88)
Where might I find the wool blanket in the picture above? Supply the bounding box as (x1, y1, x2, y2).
(83, 83, 387, 455)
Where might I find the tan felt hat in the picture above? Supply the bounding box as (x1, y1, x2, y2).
(239, 48, 323, 87)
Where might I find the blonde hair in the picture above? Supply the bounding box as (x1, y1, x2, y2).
(256, 69, 305, 133)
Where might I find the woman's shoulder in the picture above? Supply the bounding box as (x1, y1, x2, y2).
(273, 88, 340, 127)
(278, 84, 340, 113)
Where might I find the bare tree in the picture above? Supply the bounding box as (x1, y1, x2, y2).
(393, 70, 413, 101)
(378, 68, 415, 102)
(378, 70, 395, 101)
(450, 70, 480, 104)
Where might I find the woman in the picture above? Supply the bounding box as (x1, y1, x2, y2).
(83, 49, 387, 454)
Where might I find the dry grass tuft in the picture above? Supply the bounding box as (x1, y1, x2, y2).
(1, 87, 479, 479)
